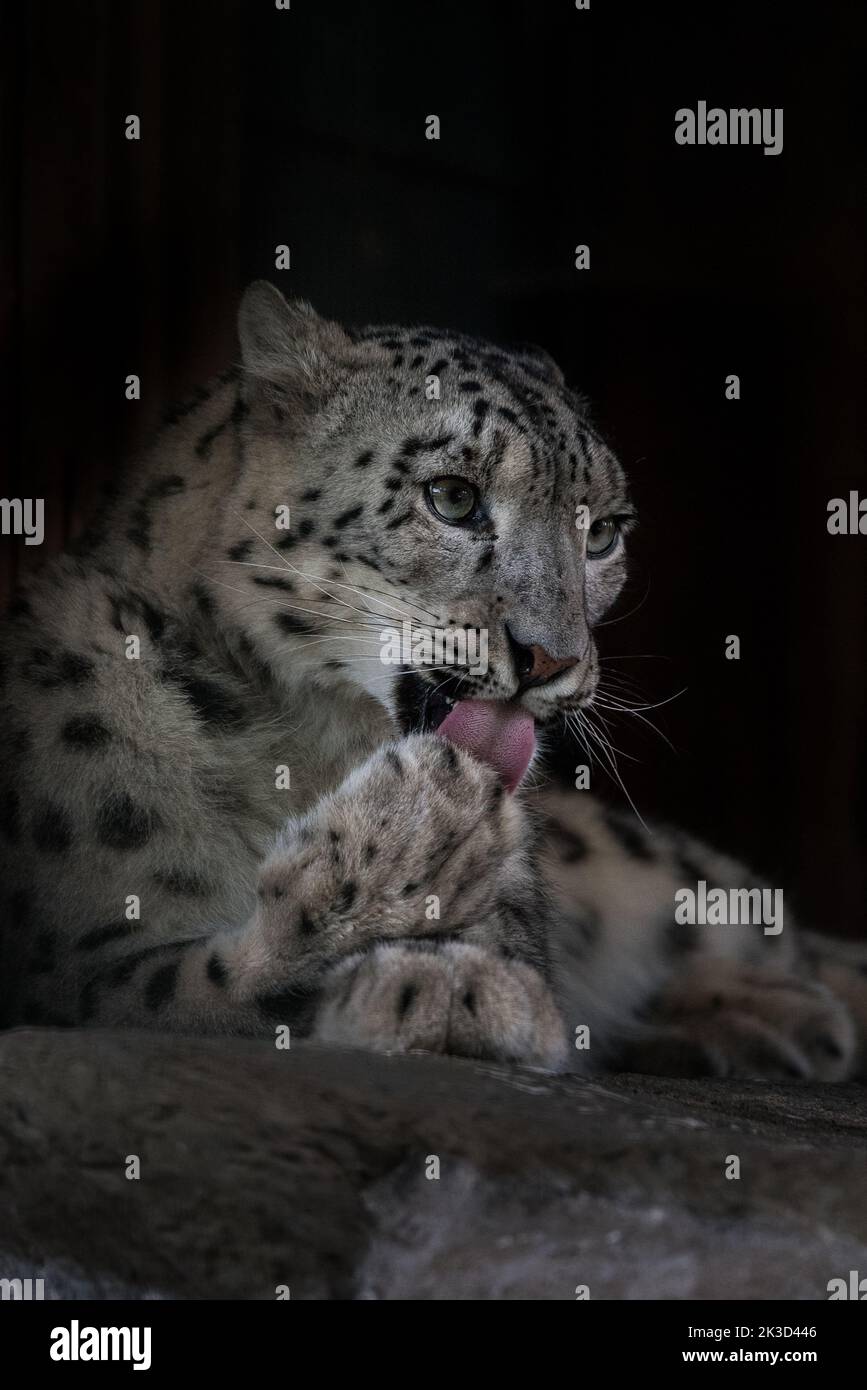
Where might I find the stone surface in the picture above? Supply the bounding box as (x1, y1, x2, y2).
(1, 1028, 865, 1299)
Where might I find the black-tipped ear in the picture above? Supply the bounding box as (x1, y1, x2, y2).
(238, 281, 350, 405)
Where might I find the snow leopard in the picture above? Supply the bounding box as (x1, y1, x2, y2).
(1, 281, 864, 1081)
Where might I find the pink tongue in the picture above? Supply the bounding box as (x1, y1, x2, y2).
(437, 699, 536, 793)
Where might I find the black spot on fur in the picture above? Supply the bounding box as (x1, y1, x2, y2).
(275, 612, 317, 637)
(103, 940, 193, 988)
(132, 593, 167, 643)
(298, 912, 317, 936)
(298, 517, 316, 538)
(252, 574, 295, 592)
(662, 912, 701, 955)
(31, 799, 73, 851)
(171, 674, 247, 730)
(606, 811, 654, 861)
(163, 383, 213, 426)
(190, 583, 215, 616)
(333, 505, 363, 529)
(207, 952, 228, 987)
(405, 433, 454, 457)
(22, 647, 95, 689)
(194, 409, 235, 459)
(126, 474, 186, 550)
(145, 960, 181, 1011)
(548, 819, 589, 863)
(77, 921, 135, 952)
(228, 538, 254, 561)
(96, 792, 159, 851)
(300, 488, 322, 502)
(62, 714, 112, 749)
(154, 869, 211, 896)
(397, 982, 418, 1020)
(472, 399, 490, 437)
(355, 450, 375, 468)
(336, 881, 357, 913)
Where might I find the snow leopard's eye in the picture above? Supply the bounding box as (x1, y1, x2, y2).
(425, 476, 479, 524)
(586, 517, 619, 558)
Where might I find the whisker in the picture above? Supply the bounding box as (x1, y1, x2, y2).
(191, 568, 390, 634)
(565, 705, 650, 832)
(595, 578, 652, 628)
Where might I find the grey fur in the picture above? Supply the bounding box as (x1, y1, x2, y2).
(0, 284, 863, 1079)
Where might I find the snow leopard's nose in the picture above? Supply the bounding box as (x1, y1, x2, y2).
(505, 626, 581, 693)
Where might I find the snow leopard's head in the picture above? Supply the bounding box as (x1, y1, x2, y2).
(231, 282, 634, 746)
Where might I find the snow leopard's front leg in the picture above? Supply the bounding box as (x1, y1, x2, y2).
(79, 734, 567, 1068)
(241, 733, 568, 1068)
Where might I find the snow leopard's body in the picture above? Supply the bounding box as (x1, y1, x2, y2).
(1, 284, 863, 1080)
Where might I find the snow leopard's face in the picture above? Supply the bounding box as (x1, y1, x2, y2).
(234, 284, 634, 735)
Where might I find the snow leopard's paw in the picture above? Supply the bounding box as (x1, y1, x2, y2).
(254, 732, 540, 987)
(626, 957, 857, 1082)
(312, 939, 568, 1070)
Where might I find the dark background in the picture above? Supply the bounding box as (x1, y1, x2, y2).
(1, 1, 864, 934)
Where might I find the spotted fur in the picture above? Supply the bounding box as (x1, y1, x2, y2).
(1, 283, 864, 1079)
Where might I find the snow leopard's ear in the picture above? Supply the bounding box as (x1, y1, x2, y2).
(509, 340, 566, 388)
(238, 281, 352, 408)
